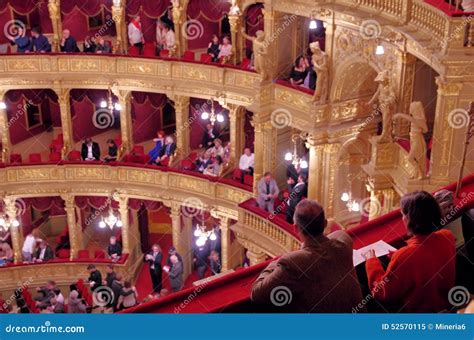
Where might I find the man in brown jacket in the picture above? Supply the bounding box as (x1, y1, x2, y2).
(251, 199, 364, 312)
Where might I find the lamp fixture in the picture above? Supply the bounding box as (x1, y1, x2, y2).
(201, 99, 225, 126)
(284, 134, 308, 169)
(101, 87, 121, 112)
(194, 224, 217, 247)
(0, 102, 6, 110)
(309, 17, 318, 30)
(99, 208, 123, 230)
(0, 213, 19, 231)
(340, 192, 360, 212)
(375, 44, 385, 55)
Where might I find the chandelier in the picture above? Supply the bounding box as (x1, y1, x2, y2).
(201, 98, 225, 126)
(99, 208, 123, 230)
(284, 134, 308, 169)
(340, 192, 360, 212)
(0, 213, 19, 231)
(194, 223, 217, 247)
(229, 0, 241, 15)
(100, 87, 121, 112)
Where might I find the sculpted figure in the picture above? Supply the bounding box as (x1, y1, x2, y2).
(310, 41, 329, 104)
(393, 101, 428, 179)
(241, 29, 268, 80)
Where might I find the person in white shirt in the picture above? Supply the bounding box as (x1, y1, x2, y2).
(156, 20, 166, 55)
(128, 15, 145, 54)
(218, 36, 232, 61)
(209, 138, 225, 158)
(462, 0, 474, 11)
(238, 148, 254, 181)
(22, 232, 36, 262)
(164, 23, 176, 50)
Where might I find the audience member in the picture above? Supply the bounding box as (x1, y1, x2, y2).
(148, 130, 165, 163)
(8, 24, 30, 53)
(53, 287, 64, 305)
(203, 155, 223, 177)
(155, 136, 176, 165)
(87, 264, 103, 292)
(81, 138, 100, 161)
(103, 139, 118, 162)
(0, 242, 13, 263)
(364, 191, 456, 312)
(111, 273, 124, 312)
(95, 38, 111, 54)
(163, 23, 176, 50)
(60, 29, 79, 53)
(210, 250, 221, 275)
(0, 229, 10, 243)
(199, 123, 220, 148)
(67, 290, 87, 313)
(223, 141, 231, 163)
(103, 264, 117, 288)
(207, 34, 220, 62)
(35, 281, 56, 309)
(128, 15, 145, 54)
(145, 244, 163, 294)
(22, 231, 36, 262)
(218, 36, 232, 60)
(117, 280, 138, 309)
(47, 296, 65, 313)
(238, 147, 254, 181)
(289, 56, 309, 86)
(195, 150, 212, 173)
(166, 246, 183, 268)
(256, 172, 279, 212)
(252, 200, 364, 312)
(33, 241, 54, 263)
(303, 55, 317, 90)
(166, 255, 183, 292)
(156, 20, 166, 54)
(194, 245, 208, 280)
(209, 138, 224, 158)
(83, 36, 96, 53)
(286, 174, 307, 223)
(107, 236, 122, 261)
(30, 26, 51, 52)
(15, 289, 30, 313)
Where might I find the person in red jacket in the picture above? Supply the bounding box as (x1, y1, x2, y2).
(364, 190, 456, 313)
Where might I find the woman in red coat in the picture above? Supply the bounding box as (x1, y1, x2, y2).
(364, 191, 456, 312)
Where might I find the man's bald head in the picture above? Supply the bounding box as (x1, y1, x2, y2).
(294, 200, 326, 237)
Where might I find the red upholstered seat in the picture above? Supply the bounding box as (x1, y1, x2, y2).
(243, 174, 253, 186)
(160, 157, 170, 167)
(28, 153, 42, 163)
(132, 145, 145, 155)
(77, 250, 89, 259)
(76, 279, 85, 291)
(200, 53, 212, 63)
(143, 43, 156, 57)
(57, 249, 70, 259)
(241, 58, 251, 69)
(68, 150, 81, 161)
(188, 151, 198, 162)
(183, 50, 195, 61)
(180, 159, 194, 171)
(10, 154, 22, 164)
(94, 250, 106, 259)
(49, 152, 61, 162)
(49, 140, 63, 153)
(232, 168, 242, 181)
(128, 46, 140, 56)
(160, 49, 170, 58)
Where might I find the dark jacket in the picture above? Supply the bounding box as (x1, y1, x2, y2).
(34, 246, 54, 262)
(158, 143, 176, 158)
(88, 270, 103, 291)
(30, 34, 51, 52)
(108, 243, 122, 257)
(169, 261, 183, 291)
(146, 251, 162, 272)
(195, 158, 212, 172)
(287, 182, 307, 210)
(60, 37, 80, 52)
(83, 41, 96, 53)
(96, 43, 111, 54)
(13, 36, 30, 53)
(105, 271, 117, 288)
(81, 142, 101, 160)
(201, 128, 220, 148)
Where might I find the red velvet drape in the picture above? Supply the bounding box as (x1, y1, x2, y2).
(126, 0, 171, 43)
(75, 196, 118, 210)
(189, 98, 228, 149)
(131, 92, 168, 144)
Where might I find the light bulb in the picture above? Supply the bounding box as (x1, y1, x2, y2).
(216, 113, 224, 123)
(210, 232, 217, 241)
(116, 220, 123, 227)
(284, 152, 293, 161)
(0, 217, 5, 226)
(12, 219, 19, 227)
(0, 102, 6, 109)
(100, 100, 107, 108)
(196, 236, 206, 247)
(114, 103, 122, 111)
(309, 19, 317, 30)
(300, 160, 308, 169)
(99, 220, 106, 229)
(194, 227, 201, 237)
(341, 192, 350, 202)
(351, 202, 360, 212)
(375, 45, 385, 55)
(201, 112, 209, 120)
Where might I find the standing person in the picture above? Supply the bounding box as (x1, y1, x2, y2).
(166, 246, 183, 268)
(286, 174, 307, 223)
(194, 245, 208, 280)
(81, 138, 100, 161)
(156, 20, 166, 55)
(166, 255, 183, 292)
(59, 29, 79, 52)
(30, 26, 51, 52)
(256, 172, 279, 212)
(128, 15, 145, 54)
(103, 139, 118, 163)
(209, 250, 221, 275)
(252, 200, 364, 312)
(148, 130, 165, 163)
(86, 264, 102, 292)
(145, 244, 163, 294)
(22, 232, 37, 262)
(364, 191, 456, 313)
(199, 123, 220, 149)
(207, 34, 220, 62)
(103, 264, 117, 288)
(163, 23, 176, 51)
(7, 24, 30, 53)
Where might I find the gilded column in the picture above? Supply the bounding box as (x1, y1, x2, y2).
(394, 53, 416, 137)
(117, 195, 130, 254)
(171, 0, 185, 57)
(0, 90, 11, 163)
(368, 189, 384, 220)
(321, 143, 341, 218)
(47, 0, 61, 52)
(228, 12, 242, 65)
(246, 249, 266, 266)
(61, 194, 82, 259)
(381, 188, 398, 215)
(219, 217, 231, 272)
(4, 196, 21, 263)
(305, 135, 325, 201)
(54, 87, 74, 159)
(112, 0, 126, 54)
(169, 202, 182, 253)
(228, 104, 245, 165)
(173, 95, 190, 158)
(252, 119, 276, 191)
(112, 88, 133, 158)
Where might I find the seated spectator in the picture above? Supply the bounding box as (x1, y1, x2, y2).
(166, 246, 183, 268)
(163, 23, 176, 50)
(15, 289, 30, 313)
(148, 130, 165, 163)
(47, 296, 64, 313)
(303, 55, 317, 90)
(111, 273, 124, 312)
(117, 280, 138, 310)
(155, 135, 176, 165)
(103, 139, 118, 163)
(83, 36, 96, 53)
(22, 231, 37, 262)
(156, 20, 166, 55)
(166, 255, 183, 292)
(289, 56, 309, 86)
(60, 29, 79, 53)
(199, 123, 220, 149)
(223, 141, 231, 163)
(256, 172, 279, 212)
(81, 138, 100, 161)
(238, 147, 254, 180)
(207, 34, 220, 62)
(0, 242, 13, 263)
(33, 241, 54, 263)
(286, 174, 307, 223)
(35, 280, 56, 309)
(210, 250, 221, 275)
(96, 38, 111, 54)
(67, 290, 87, 313)
(53, 287, 64, 305)
(209, 138, 224, 158)
(87, 264, 103, 292)
(218, 36, 232, 60)
(7, 24, 30, 53)
(30, 26, 51, 52)
(195, 150, 212, 173)
(251, 200, 364, 312)
(128, 15, 144, 54)
(364, 191, 456, 312)
(107, 236, 122, 261)
(203, 155, 223, 177)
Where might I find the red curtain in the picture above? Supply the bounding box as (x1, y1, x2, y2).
(126, 0, 171, 43)
(129, 199, 162, 211)
(23, 197, 65, 213)
(75, 196, 118, 210)
(131, 92, 168, 144)
(189, 98, 228, 149)
(245, 3, 264, 54)
(244, 110, 254, 150)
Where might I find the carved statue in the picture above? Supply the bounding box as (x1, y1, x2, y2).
(393, 101, 428, 179)
(171, 0, 183, 25)
(47, 0, 60, 20)
(310, 41, 329, 104)
(241, 29, 268, 80)
(368, 70, 397, 143)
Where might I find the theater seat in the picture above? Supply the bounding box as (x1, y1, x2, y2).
(183, 50, 195, 61)
(188, 151, 198, 162)
(94, 250, 106, 259)
(200, 53, 212, 63)
(180, 159, 194, 171)
(77, 250, 89, 259)
(68, 150, 81, 161)
(28, 153, 42, 163)
(143, 43, 156, 57)
(128, 46, 140, 56)
(160, 49, 170, 58)
(57, 249, 70, 259)
(241, 58, 251, 69)
(232, 168, 243, 181)
(10, 154, 22, 164)
(132, 145, 145, 155)
(49, 152, 61, 162)
(243, 174, 253, 186)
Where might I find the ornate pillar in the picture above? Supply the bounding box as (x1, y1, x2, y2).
(381, 188, 398, 215)
(246, 249, 266, 266)
(54, 87, 74, 159)
(4, 196, 21, 263)
(368, 189, 384, 220)
(173, 95, 190, 158)
(0, 90, 11, 163)
(171, 0, 185, 57)
(219, 217, 231, 272)
(61, 194, 82, 259)
(47, 0, 62, 52)
(228, 104, 245, 165)
(169, 203, 182, 254)
(321, 143, 341, 218)
(112, 88, 133, 157)
(305, 135, 325, 201)
(117, 195, 130, 254)
(394, 52, 416, 137)
(112, 0, 126, 54)
(252, 119, 276, 192)
(228, 13, 243, 65)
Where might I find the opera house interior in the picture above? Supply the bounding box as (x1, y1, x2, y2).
(0, 0, 472, 315)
